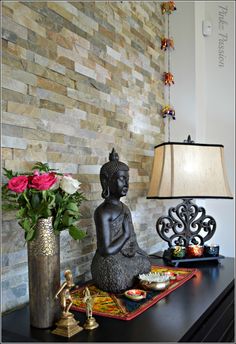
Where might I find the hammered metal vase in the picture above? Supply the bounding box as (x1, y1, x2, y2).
(27, 217, 60, 328)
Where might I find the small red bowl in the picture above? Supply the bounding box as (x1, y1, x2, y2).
(124, 289, 147, 301)
(187, 245, 204, 258)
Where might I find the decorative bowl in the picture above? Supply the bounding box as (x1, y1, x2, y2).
(124, 289, 147, 301)
(204, 244, 220, 257)
(138, 272, 170, 291)
(186, 245, 204, 258)
(170, 245, 186, 259)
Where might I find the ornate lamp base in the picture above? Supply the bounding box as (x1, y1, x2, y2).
(83, 317, 99, 330)
(156, 199, 216, 247)
(52, 313, 83, 338)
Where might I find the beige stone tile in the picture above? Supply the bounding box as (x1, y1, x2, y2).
(2, 112, 39, 129)
(5, 159, 33, 172)
(2, 16, 27, 40)
(37, 77, 67, 96)
(2, 77, 27, 95)
(2, 148, 13, 160)
(7, 102, 40, 117)
(13, 14, 46, 37)
(47, 2, 74, 22)
(22, 128, 51, 141)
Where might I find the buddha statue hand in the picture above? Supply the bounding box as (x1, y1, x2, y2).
(121, 241, 136, 257)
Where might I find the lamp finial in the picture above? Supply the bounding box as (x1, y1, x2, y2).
(184, 135, 194, 144)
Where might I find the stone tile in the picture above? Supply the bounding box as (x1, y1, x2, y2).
(26, 60, 74, 88)
(74, 62, 96, 79)
(2, 4, 14, 18)
(7, 102, 40, 117)
(36, 88, 78, 108)
(50, 133, 65, 144)
(61, 27, 90, 49)
(65, 108, 87, 120)
(13, 13, 46, 37)
(2, 28, 17, 45)
(23, 128, 51, 141)
(2, 124, 23, 137)
(4, 66, 37, 86)
(39, 99, 65, 113)
(78, 165, 101, 175)
(2, 136, 27, 149)
(2, 77, 27, 95)
(2, 148, 13, 160)
(2, 16, 28, 40)
(47, 2, 74, 22)
(47, 162, 78, 174)
(35, 53, 66, 75)
(57, 56, 75, 70)
(107, 46, 121, 61)
(37, 77, 67, 96)
(14, 144, 48, 162)
(47, 29, 72, 49)
(4, 1, 43, 22)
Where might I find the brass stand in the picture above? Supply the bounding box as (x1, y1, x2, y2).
(52, 312, 83, 338)
(83, 316, 99, 330)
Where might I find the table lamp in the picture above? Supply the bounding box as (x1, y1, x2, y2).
(147, 135, 233, 256)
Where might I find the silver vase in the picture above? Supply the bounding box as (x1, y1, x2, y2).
(27, 217, 60, 328)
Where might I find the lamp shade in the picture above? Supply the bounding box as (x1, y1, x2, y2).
(147, 142, 233, 199)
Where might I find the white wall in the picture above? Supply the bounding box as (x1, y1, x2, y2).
(203, 1, 234, 257)
(167, 2, 196, 141)
(165, 1, 235, 257)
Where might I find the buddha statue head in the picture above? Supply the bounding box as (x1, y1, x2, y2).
(100, 148, 129, 199)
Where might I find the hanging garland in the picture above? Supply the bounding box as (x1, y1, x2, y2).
(161, 1, 176, 140)
(161, 1, 176, 14)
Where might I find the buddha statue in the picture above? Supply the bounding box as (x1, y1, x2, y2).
(91, 148, 151, 293)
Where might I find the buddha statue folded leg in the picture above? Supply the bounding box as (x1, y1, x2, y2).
(91, 250, 151, 293)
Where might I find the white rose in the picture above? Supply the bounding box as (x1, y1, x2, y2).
(60, 176, 81, 194)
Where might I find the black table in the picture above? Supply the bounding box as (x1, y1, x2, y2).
(2, 257, 235, 342)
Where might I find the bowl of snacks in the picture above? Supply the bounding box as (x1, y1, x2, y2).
(139, 272, 170, 291)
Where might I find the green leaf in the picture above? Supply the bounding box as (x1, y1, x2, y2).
(16, 207, 26, 219)
(64, 209, 80, 216)
(32, 162, 50, 172)
(41, 208, 51, 218)
(53, 213, 61, 230)
(62, 214, 74, 227)
(3, 168, 18, 179)
(55, 192, 63, 204)
(21, 218, 31, 232)
(25, 229, 35, 241)
(47, 193, 56, 208)
(31, 193, 41, 209)
(66, 202, 78, 212)
(69, 226, 86, 240)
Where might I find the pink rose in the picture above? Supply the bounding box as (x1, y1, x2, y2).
(8, 175, 28, 193)
(29, 173, 57, 191)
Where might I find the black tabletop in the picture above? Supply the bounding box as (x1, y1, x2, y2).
(2, 257, 235, 342)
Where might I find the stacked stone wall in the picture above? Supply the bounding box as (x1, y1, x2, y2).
(2, 1, 165, 311)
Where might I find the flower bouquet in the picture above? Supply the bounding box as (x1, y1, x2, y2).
(2, 162, 86, 241)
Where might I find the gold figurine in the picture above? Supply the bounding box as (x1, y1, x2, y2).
(83, 287, 99, 330)
(55, 270, 74, 315)
(52, 270, 83, 338)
